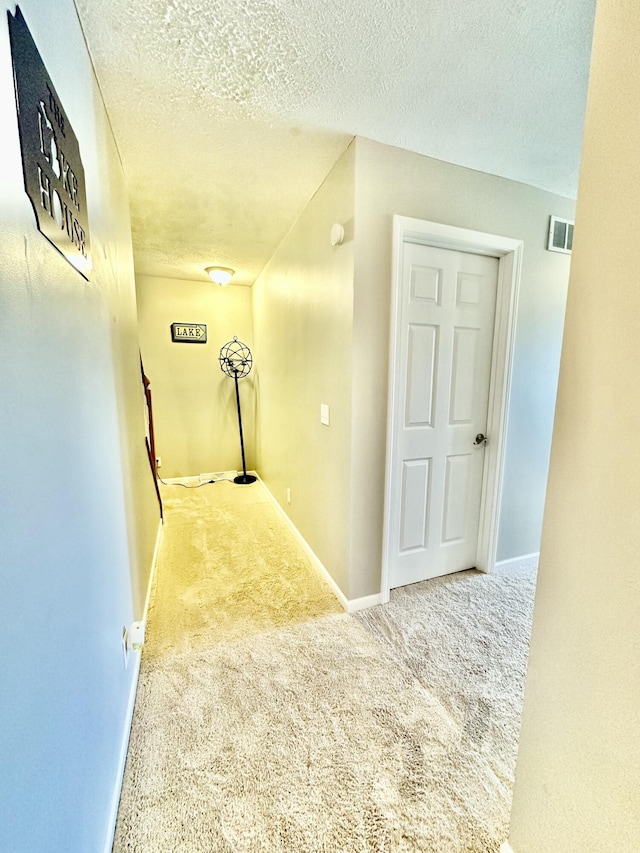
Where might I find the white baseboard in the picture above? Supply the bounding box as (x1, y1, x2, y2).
(347, 593, 383, 612)
(199, 470, 237, 482)
(258, 478, 350, 611)
(258, 479, 383, 614)
(103, 517, 163, 853)
(495, 552, 539, 572)
(103, 651, 141, 853)
(258, 480, 383, 614)
(144, 519, 164, 617)
(160, 471, 242, 485)
(499, 843, 516, 853)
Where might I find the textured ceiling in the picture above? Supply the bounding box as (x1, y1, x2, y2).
(74, 0, 596, 286)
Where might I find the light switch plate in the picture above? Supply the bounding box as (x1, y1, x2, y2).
(320, 403, 330, 426)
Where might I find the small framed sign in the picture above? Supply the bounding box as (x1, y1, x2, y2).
(171, 323, 207, 344)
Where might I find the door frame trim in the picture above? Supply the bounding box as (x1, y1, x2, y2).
(381, 216, 524, 602)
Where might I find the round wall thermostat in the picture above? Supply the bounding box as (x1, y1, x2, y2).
(330, 223, 345, 246)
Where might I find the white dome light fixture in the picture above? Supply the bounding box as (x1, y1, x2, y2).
(206, 266, 235, 286)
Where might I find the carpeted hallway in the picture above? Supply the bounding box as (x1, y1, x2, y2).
(113, 479, 536, 852)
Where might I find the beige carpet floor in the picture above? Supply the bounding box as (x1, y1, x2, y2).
(113, 480, 536, 852)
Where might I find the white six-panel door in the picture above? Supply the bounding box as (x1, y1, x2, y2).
(388, 241, 499, 589)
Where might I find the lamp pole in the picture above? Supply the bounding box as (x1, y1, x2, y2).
(218, 337, 257, 485)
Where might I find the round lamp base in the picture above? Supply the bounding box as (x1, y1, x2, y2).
(234, 473, 257, 485)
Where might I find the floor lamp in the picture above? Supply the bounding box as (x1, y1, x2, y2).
(218, 336, 257, 485)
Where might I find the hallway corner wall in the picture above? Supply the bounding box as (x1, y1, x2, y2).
(507, 0, 640, 847)
(252, 141, 355, 598)
(0, 1, 159, 849)
(136, 275, 254, 479)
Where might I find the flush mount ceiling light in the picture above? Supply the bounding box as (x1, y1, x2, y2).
(205, 266, 235, 286)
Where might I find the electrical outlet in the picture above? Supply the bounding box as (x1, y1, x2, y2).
(121, 626, 129, 669)
(286, 488, 291, 504)
(156, 456, 161, 468)
(128, 620, 146, 651)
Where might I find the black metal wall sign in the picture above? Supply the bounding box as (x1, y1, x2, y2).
(8, 6, 91, 279)
(171, 323, 207, 343)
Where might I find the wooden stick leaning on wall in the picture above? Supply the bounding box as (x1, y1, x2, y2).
(141, 355, 163, 521)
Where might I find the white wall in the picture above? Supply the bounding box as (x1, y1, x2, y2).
(136, 275, 254, 478)
(351, 138, 575, 597)
(251, 137, 574, 601)
(252, 143, 355, 596)
(506, 0, 640, 848)
(0, 1, 158, 849)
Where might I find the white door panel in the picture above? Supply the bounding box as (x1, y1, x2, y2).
(388, 242, 498, 588)
(406, 323, 438, 427)
(399, 458, 430, 552)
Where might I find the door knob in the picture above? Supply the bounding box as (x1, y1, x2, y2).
(473, 433, 488, 446)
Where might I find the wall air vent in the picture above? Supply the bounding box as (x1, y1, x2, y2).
(548, 215, 574, 254)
